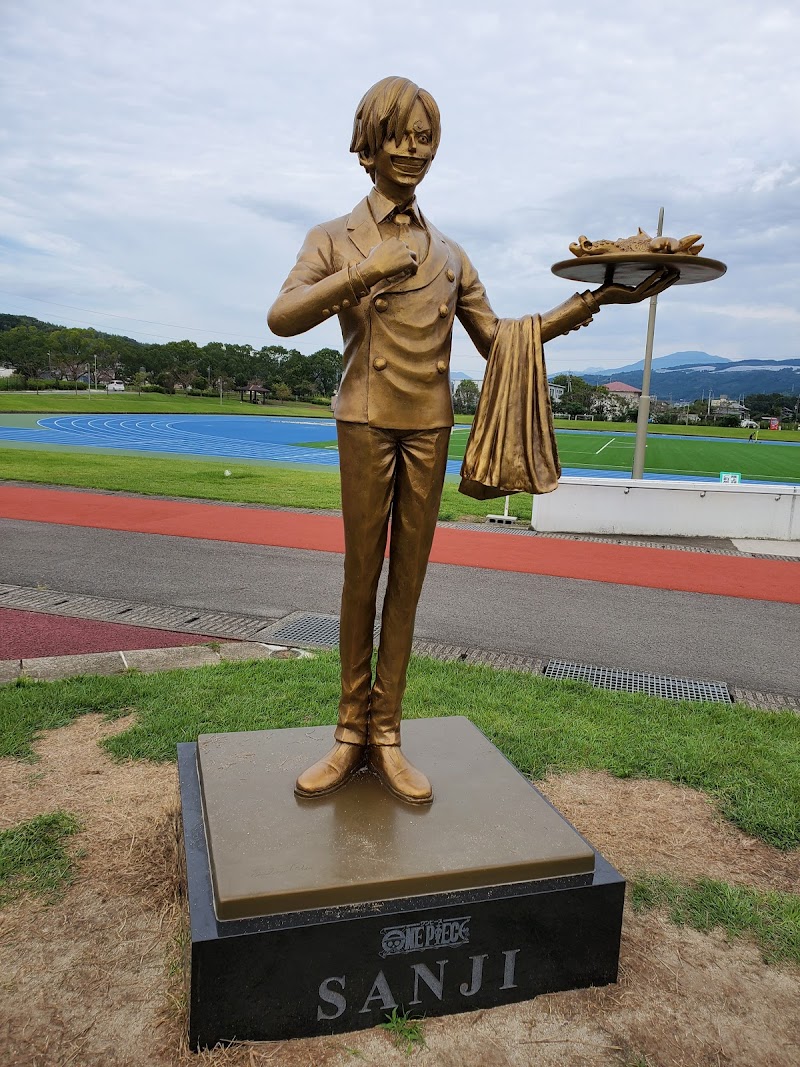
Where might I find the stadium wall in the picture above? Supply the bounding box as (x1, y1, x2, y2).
(530, 477, 800, 541)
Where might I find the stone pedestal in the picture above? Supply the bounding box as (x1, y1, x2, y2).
(178, 717, 624, 1048)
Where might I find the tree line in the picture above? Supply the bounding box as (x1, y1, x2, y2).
(548, 372, 798, 425)
(0, 315, 341, 398)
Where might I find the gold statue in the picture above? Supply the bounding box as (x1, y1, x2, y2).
(268, 77, 676, 805)
(570, 229, 704, 257)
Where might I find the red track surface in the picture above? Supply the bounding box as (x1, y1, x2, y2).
(1, 485, 798, 605)
(0, 607, 215, 660)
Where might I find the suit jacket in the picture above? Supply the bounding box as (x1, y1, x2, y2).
(268, 193, 596, 431)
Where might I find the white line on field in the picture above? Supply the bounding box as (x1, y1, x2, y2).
(595, 438, 616, 454)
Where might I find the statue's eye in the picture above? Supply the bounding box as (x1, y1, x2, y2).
(418, 133, 430, 144)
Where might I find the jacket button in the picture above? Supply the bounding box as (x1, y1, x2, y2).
(321, 309, 330, 317)
(446, 268, 455, 282)
(374, 297, 388, 312)
(436, 360, 447, 374)
(341, 299, 350, 309)
(373, 357, 387, 371)
(332, 305, 340, 313)
(438, 304, 449, 318)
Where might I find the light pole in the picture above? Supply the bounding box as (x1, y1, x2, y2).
(631, 207, 664, 479)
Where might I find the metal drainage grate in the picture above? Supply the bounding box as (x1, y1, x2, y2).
(0, 583, 278, 641)
(543, 659, 733, 703)
(259, 612, 381, 649)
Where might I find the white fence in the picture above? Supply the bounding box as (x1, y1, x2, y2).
(530, 476, 800, 541)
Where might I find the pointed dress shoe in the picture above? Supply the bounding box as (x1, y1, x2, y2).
(368, 745, 433, 805)
(294, 741, 366, 798)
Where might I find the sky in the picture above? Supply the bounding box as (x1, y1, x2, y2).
(2, 0, 799, 382)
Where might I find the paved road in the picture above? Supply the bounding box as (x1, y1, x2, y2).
(3, 518, 798, 696)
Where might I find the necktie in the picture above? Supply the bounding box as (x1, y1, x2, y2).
(388, 206, 426, 265)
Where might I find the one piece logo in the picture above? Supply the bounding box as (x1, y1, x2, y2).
(379, 916, 471, 957)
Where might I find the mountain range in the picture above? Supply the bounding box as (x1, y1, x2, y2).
(580, 351, 730, 375)
(565, 352, 800, 401)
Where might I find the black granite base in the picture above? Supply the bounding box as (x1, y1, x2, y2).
(178, 742, 624, 1049)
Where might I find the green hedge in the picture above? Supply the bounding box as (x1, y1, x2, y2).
(0, 375, 27, 390)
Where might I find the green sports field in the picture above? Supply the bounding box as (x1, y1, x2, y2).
(448, 426, 800, 483)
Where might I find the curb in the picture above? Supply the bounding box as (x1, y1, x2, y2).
(0, 640, 314, 684)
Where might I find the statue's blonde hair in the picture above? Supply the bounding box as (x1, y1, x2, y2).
(350, 76, 441, 181)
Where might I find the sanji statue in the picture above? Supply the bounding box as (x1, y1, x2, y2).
(268, 76, 674, 805)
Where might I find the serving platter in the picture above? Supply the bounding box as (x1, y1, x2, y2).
(551, 252, 727, 287)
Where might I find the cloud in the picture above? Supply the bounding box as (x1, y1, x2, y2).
(0, 0, 798, 368)
(752, 163, 799, 193)
(692, 302, 800, 324)
(232, 195, 324, 232)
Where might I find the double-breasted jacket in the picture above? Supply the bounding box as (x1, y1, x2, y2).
(268, 193, 595, 430)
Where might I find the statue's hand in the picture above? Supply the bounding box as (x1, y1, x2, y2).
(360, 238, 419, 287)
(593, 267, 679, 306)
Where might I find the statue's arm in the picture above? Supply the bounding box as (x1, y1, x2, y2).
(540, 291, 600, 341)
(455, 246, 600, 356)
(268, 228, 419, 337)
(268, 226, 364, 337)
(538, 267, 680, 333)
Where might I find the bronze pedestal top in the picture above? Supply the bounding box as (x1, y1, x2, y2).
(197, 716, 595, 920)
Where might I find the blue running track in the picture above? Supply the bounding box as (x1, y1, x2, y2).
(0, 414, 348, 467)
(0, 414, 794, 483)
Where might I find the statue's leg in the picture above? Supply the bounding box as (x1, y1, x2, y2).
(334, 421, 397, 746)
(367, 427, 449, 802)
(296, 422, 397, 798)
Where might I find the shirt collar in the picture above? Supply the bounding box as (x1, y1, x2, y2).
(368, 187, 423, 226)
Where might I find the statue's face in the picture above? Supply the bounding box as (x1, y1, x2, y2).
(373, 97, 434, 197)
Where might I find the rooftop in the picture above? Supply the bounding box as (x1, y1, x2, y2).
(604, 381, 642, 394)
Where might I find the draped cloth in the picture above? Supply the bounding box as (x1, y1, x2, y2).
(458, 314, 561, 500)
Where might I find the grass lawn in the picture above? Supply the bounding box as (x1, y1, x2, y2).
(449, 427, 800, 483)
(299, 425, 800, 484)
(3, 659, 797, 1064)
(0, 446, 535, 520)
(0, 811, 81, 906)
(2, 654, 799, 850)
(0, 392, 333, 418)
(551, 418, 800, 444)
(631, 874, 800, 964)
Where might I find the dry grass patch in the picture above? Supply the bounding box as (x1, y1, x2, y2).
(0, 716, 798, 1067)
(539, 770, 799, 894)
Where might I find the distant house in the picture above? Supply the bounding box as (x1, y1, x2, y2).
(593, 380, 641, 420)
(549, 383, 564, 404)
(604, 381, 642, 401)
(709, 396, 749, 418)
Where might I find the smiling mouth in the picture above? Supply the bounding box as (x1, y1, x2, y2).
(391, 156, 427, 173)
